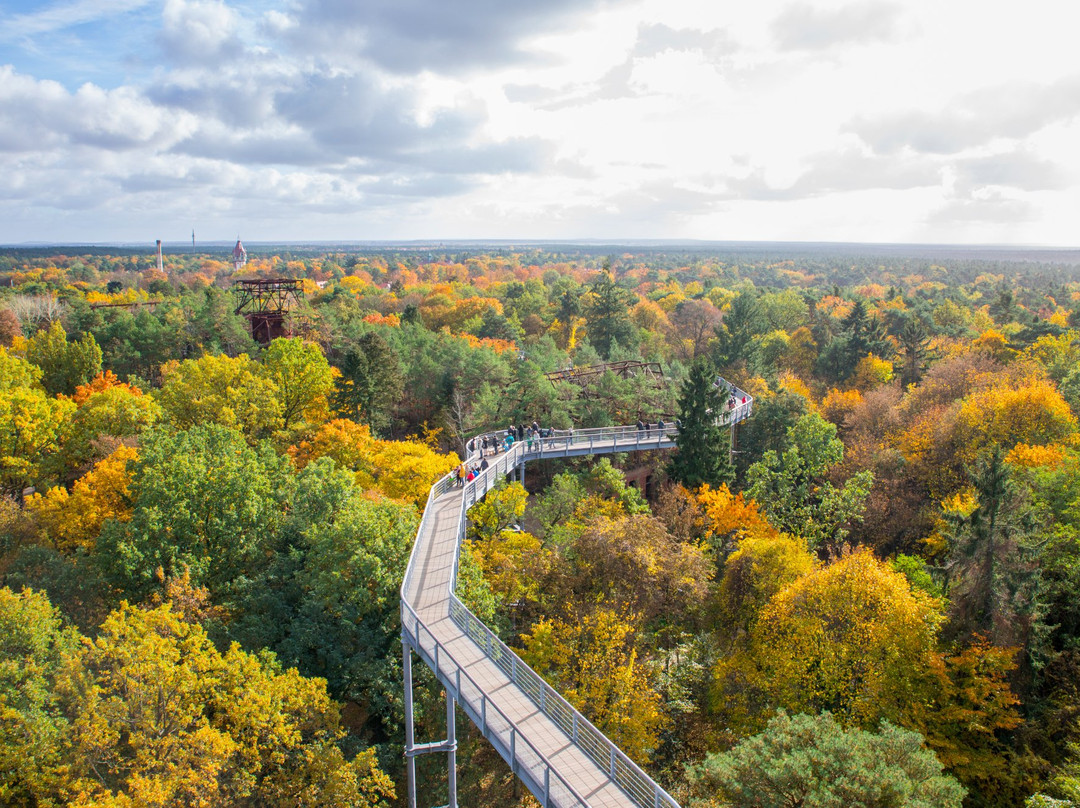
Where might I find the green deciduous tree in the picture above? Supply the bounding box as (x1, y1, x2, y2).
(746, 412, 873, 552)
(96, 424, 291, 601)
(262, 337, 334, 431)
(26, 321, 102, 397)
(273, 489, 419, 742)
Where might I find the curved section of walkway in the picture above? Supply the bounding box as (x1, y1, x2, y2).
(401, 391, 752, 808)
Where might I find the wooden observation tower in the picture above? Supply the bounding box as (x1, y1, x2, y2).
(233, 278, 304, 345)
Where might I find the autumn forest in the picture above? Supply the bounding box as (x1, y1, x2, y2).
(3, 243, 1080, 807)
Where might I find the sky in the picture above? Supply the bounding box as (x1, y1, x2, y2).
(0, 0, 1077, 245)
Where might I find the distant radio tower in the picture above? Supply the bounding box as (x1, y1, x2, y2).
(192, 229, 195, 249)
(156, 240, 164, 273)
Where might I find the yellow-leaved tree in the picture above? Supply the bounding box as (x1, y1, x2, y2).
(712, 549, 944, 736)
(289, 419, 458, 507)
(520, 607, 666, 762)
(0, 591, 394, 808)
(65, 602, 395, 808)
(955, 377, 1076, 461)
(753, 549, 943, 725)
(155, 353, 283, 439)
(63, 373, 160, 471)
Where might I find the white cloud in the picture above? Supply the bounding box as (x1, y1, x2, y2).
(159, 0, 241, 65)
(770, 1, 907, 51)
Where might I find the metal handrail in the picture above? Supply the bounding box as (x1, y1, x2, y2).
(445, 596, 679, 808)
(400, 380, 753, 808)
(401, 597, 592, 807)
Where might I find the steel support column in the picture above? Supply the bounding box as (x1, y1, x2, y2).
(446, 694, 458, 808)
(403, 641, 418, 808)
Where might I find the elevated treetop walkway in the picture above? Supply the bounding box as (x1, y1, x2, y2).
(400, 384, 753, 808)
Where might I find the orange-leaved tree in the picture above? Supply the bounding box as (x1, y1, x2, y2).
(26, 446, 137, 552)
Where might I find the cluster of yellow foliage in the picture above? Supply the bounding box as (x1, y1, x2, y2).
(459, 333, 518, 354)
(1, 589, 395, 808)
(289, 419, 458, 507)
(955, 378, 1076, 461)
(697, 484, 779, 545)
(84, 288, 151, 305)
(750, 549, 943, 726)
(520, 607, 666, 762)
(464, 529, 553, 607)
(851, 353, 894, 391)
(819, 387, 863, 425)
(1005, 442, 1068, 469)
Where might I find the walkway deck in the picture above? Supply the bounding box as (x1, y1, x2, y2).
(401, 395, 753, 808)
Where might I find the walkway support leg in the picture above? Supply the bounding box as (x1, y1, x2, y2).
(403, 642, 417, 808)
(447, 692, 458, 808)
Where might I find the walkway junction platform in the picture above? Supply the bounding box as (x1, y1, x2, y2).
(400, 387, 753, 808)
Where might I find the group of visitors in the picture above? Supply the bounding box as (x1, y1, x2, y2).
(636, 417, 674, 437)
(455, 455, 491, 486)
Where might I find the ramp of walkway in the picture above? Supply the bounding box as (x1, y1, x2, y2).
(401, 394, 753, 808)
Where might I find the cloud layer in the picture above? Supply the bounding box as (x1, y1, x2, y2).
(0, 0, 1077, 243)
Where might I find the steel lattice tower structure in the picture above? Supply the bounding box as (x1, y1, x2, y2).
(232, 278, 304, 345)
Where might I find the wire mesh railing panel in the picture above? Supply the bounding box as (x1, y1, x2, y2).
(545, 692, 575, 736)
(457, 671, 483, 716)
(484, 703, 513, 755)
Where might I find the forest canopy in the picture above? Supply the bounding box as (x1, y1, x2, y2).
(3, 243, 1080, 807)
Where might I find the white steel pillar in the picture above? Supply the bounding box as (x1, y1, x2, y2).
(403, 641, 418, 808)
(446, 694, 458, 808)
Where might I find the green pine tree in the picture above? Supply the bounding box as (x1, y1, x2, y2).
(668, 357, 733, 489)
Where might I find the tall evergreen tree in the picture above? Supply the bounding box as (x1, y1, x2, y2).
(713, 292, 763, 370)
(898, 315, 930, 388)
(583, 272, 636, 359)
(943, 447, 1039, 649)
(669, 357, 733, 489)
(333, 331, 404, 436)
